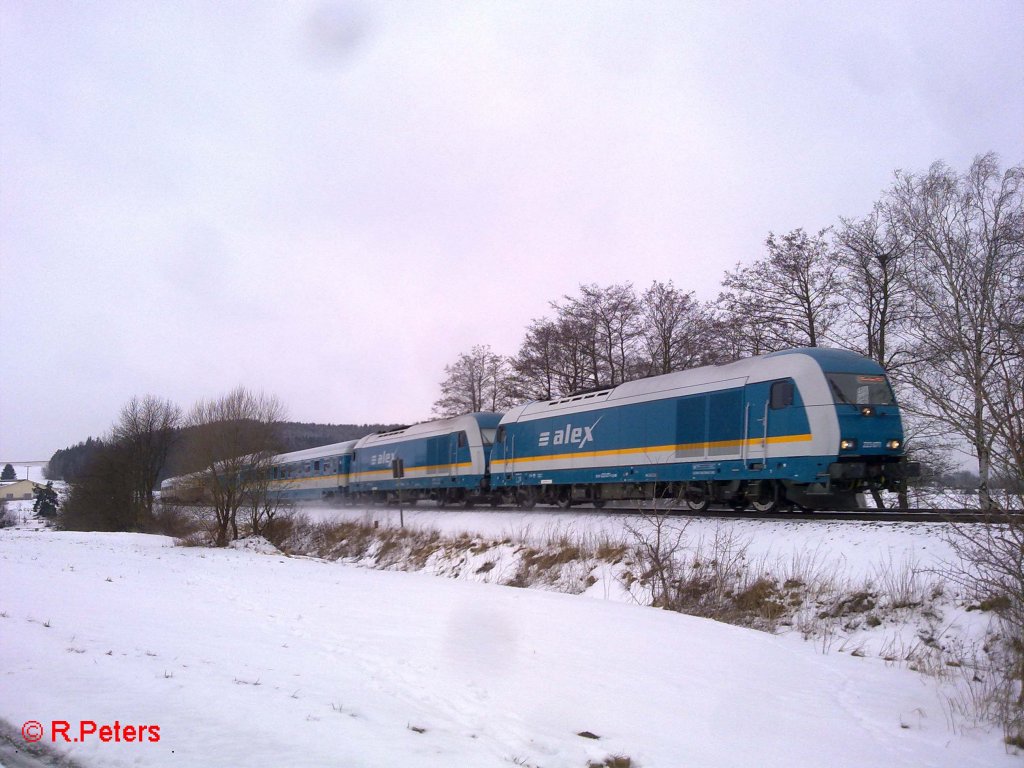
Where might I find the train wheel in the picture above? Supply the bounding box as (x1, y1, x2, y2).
(555, 488, 573, 509)
(685, 496, 711, 512)
(517, 489, 537, 510)
(750, 482, 780, 514)
(683, 483, 711, 512)
(592, 499, 606, 509)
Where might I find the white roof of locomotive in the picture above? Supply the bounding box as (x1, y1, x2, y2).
(504, 349, 836, 422)
(354, 413, 498, 448)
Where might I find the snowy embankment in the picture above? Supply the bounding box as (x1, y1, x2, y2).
(0, 506, 1015, 767)
(297, 504, 959, 580)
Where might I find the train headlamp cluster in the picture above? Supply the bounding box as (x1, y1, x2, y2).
(886, 439, 902, 450)
(840, 438, 857, 450)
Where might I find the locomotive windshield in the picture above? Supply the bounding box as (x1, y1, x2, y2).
(827, 373, 895, 406)
(480, 428, 497, 446)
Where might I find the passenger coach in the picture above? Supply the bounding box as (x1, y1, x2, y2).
(267, 440, 357, 501)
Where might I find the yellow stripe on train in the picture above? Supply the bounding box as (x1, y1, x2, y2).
(490, 433, 813, 467)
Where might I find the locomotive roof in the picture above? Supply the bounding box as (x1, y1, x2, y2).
(357, 412, 502, 445)
(272, 440, 358, 465)
(762, 347, 887, 373)
(506, 347, 887, 420)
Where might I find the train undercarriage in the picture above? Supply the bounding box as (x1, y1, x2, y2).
(341, 458, 916, 512)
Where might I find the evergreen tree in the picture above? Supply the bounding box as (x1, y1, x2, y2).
(32, 482, 59, 517)
(1, 463, 16, 481)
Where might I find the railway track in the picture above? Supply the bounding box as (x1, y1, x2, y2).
(647, 507, 996, 523)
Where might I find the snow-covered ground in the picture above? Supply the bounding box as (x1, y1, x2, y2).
(0, 502, 1015, 767)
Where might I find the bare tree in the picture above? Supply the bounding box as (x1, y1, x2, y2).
(984, 256, 1024, 504)
(511, 284, 645, 400)
(433, 344, 515, 417)
(58, 395, 180, 532)
(564, 283, 644, 387)
(711, 285, 780, 360)
(185, 387, 286, 546)
(512, 316, 591, 400)
(624, 511, 690, 609)
(512, 319, 560, 401)
(717, 228, 842, 352)
(834, 206, 916, 372)
(892, 153, 1023, 509)
(639, 280, 720, 375)
(111, 395, 182, 528)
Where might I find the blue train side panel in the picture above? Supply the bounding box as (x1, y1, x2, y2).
(491, 348, 909, 508)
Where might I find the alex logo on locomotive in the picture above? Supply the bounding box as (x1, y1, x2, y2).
(538, 417, 603, 450)
(368, 450, 397, 467)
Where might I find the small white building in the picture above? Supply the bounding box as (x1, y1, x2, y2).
(1, 479, 43, 501)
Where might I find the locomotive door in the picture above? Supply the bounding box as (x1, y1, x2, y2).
(742, 381, 771, 469)
(449, 430, 471, 480)
(448, 432, 460, 480)
(743, 379, 798, 468)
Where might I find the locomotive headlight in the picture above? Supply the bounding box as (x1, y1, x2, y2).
(840, 438, 857, 450)
(886, 439, 902, 450)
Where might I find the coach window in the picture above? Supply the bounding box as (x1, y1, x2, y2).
(770, 380, 794, 409)
(458, 431, 468, 448)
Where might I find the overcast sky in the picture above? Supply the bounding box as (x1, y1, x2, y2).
(1, 1, 1022, 461)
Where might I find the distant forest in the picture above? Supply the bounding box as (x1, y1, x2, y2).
(44, 421, 397, 482)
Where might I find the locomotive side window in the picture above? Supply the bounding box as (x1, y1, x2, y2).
(457, 431, 468, 448)
(770, 380, 794, 409)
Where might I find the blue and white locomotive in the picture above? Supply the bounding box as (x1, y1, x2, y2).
(254, 347, 911, 511)
(347, 412, 502, 505)
(489, 348, 909, 511)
